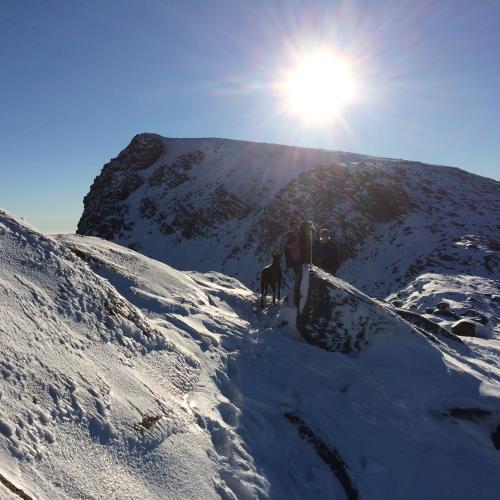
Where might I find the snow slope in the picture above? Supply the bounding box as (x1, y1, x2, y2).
(2, 209, 500, 499)
(0, 209, 256, 499)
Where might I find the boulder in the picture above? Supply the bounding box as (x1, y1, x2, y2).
(433, 308, 460, 319)
(451, 319, 479, 337)
(296, 266, 413, 353)
(436, 301, 450, 311)
(463, 309, 489, 325)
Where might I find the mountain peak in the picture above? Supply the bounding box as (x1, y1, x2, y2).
(76, 134, 499, 295)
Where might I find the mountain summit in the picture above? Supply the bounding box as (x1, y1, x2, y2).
(77, 134, 499, 296)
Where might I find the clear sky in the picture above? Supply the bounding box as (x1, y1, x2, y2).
(1, 0, 499, 233)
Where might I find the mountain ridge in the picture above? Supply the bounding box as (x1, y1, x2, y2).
(77, 133, 500, 297)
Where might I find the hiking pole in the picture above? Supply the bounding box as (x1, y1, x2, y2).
(309, 227, 313, 265)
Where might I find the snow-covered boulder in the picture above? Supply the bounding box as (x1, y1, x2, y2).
(387, 273, 499, 338)
(452, 318, 489, 338)
(296, 266, 418, 353)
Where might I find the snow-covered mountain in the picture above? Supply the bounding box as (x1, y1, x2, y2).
(2, 135, 499, 498)
(77, 134, 499, 296)
(1, 209, 500, 499)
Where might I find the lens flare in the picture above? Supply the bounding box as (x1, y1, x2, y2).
(280, 50, 357, 125)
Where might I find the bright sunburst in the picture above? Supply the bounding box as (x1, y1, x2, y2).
(280, 50, 357, 125)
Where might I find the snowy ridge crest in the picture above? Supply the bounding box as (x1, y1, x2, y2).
(77, 134, 500, 296)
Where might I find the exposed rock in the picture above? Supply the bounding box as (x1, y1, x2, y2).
(169, 184, 251, 240)
(108, 133, 164, 172)
(296, 266, 414, 353)
(284, 412, 358, 500)
(77, 133, 164, 238)
(0, 472, 32, 500)
(353, 180, 413, 223)
(251, 163, 415, 267)
(149, 163, 191, 189)
(463, 309, 489, 324)
(452, 319, 479, 337)
(139, 197, 157, 219)
(432, 308, 460, 319)
(436, 301, 450, 311)
(394, 308, 463, 345)
(116, 174, 144, 201)
(444, 408, 491, 421)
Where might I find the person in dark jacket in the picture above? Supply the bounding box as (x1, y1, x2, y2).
(283, 230, 301, 269)
(298, 220, 315, 265)
(284, 220, 315, 307)
(318, 229, 339, 275)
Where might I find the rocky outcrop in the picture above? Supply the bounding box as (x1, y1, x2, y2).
(77, 133, 164, 239)
(250, 164, 415, 266)
(393, 308, 464, 344)
(169, 184, 251, 240)
(296, 266, 415, 353)
(452, 319, 481, 337)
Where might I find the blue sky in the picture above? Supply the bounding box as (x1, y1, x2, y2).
(1, 0, 499, 233)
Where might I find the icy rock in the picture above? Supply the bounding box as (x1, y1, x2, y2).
(451, 319, 480, 337)
(296, 267, 409, 353)
(436, 301, 450, 311)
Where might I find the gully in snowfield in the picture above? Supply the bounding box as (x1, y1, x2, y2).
(260, 253, 282, 308)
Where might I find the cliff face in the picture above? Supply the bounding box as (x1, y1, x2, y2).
(77, 134, 500, 295)
(77, 133, 164, 239)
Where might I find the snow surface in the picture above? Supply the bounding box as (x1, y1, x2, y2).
(1, 209, 500, 499)
(387, 273, 499, 337)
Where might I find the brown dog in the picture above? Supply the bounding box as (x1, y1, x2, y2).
(260, 253, 282, 308)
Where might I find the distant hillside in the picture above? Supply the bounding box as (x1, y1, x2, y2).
(77, 134, 500, 296)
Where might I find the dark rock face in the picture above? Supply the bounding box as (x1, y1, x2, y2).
(107, 133, 164, 172)
(148, 151, 204, 189)
(296, 267, 411, 353)
(77, 133, 164, 238)
(445, 408, 491, 421)
(170, 184, 251, 240)
(452, 319, 479, 337)
(250, 164, 415, 267)
(436, 301, 450, 311)
(393, 308, 463, 345)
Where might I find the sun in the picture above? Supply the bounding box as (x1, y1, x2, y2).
(280, 50, 357, 125)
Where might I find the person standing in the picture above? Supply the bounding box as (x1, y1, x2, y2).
(318, 228, 339, 275)
(298, 220, 315, 265)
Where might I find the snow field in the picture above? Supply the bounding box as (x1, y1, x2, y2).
(1, 209, 500, 499)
